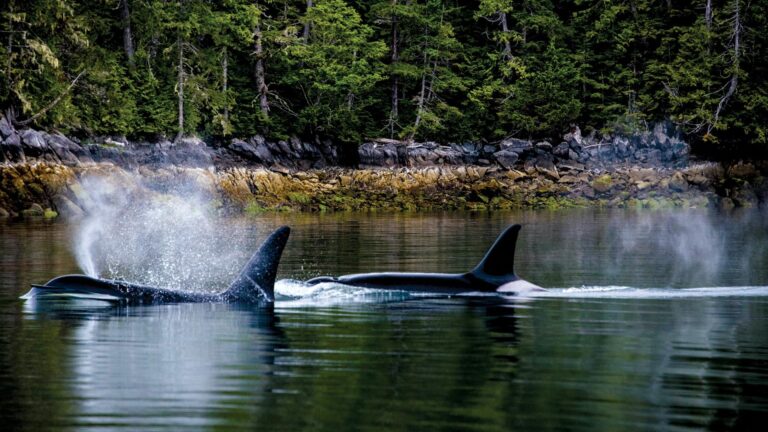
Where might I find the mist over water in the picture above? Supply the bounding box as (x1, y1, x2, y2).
(67, 170, 767, 296)
(615, 211, 727, 284)
(73, 172, 252, 292)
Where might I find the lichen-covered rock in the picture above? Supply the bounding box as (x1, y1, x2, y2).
(592, 174, 613, 193)
(22, 203, 45, 217)
(535, 156, 559, 180)
(668, 171, 689, 192)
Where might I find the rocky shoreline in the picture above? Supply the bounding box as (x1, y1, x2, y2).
(1, 115, 767, 218)
(1, 160, 766, 220)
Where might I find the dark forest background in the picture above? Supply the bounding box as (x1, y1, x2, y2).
(1, 0, 765, 154)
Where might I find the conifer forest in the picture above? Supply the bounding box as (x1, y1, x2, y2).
(1, 0, 766, 153)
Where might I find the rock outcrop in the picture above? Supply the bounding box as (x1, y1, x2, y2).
(356, 124, 689, 171)
(1, 114, 689, 173)
(3, 114, 765, 218)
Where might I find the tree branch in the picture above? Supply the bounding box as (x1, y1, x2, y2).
(14, 70, 86, 126)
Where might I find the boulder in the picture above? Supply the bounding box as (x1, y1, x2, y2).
(535, 156, 559, 180)
(553, 142, 570, 158)
(535, 141, 553, 152)
(613, 136, 631, 157)
(557, 161, 585, 172)
(22, 203, 45, 217)
(251, 139, 277, 164)
(53, 194, 84, 218)
(21, 129, 47, 151)
(668, 171, 689, 192)
(500, 138, 533, 153)
(591, 174, 613, 193)
(359, 142, 399, 167)
(728, 162, 758, 179)
(0, 207, 9, 218)
(45, 133, 82, 165)
(493, 149, 519, 169)
(0, 115, 13, 138)
(276, 140, 293, 156)
(1, 131, 23, 163)
(230, 139, 264, 162)
(564, 126, 583, 149)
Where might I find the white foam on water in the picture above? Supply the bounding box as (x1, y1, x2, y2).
(531, 285, 768, 299)
(274, 280, 768, 306)
(274, 279, 423, 308)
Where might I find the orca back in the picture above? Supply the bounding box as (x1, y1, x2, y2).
(469, 224, 521, 286)
(223, 226, 290, 303)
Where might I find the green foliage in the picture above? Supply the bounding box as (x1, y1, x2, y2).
(0, 0, 766, 151)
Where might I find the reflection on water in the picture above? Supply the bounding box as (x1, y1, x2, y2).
(1, 209, 767, 431)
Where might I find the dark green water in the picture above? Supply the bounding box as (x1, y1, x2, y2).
(1, 210, 767, 431)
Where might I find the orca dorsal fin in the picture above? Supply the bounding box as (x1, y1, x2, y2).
(224, 226, 290, 303)
(470, 224, 521, 283)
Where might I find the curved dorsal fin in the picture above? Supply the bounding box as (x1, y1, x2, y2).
(224, 226, 290, 303)
(470, 224, 520, 281)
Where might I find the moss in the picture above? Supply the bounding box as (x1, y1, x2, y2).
(287, 192, 311, 204)
(591, 174, 613, 193)
(244, 201, 267, 215)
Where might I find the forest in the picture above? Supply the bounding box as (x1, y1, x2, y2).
(0, 0, 766, 152)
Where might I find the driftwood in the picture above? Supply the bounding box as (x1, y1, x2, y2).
(366, 137, 409, 146)
(14, 70, 86, 127)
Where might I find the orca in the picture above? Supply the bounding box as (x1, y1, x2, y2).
(23, 226, 290, 305)
(305, 224, 543, 295)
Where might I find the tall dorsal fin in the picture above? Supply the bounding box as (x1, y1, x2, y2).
(470, 224, 521, 282)
(224, 226, 290, 303)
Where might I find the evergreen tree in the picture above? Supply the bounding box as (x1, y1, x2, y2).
(279, 0, 386, 141)
(0, 0, 765, 151)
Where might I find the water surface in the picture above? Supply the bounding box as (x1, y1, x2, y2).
(1, 210, 767, 431)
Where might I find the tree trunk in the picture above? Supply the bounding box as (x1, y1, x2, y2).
(705, 0, 713, 31)
(410, 24, 431, 141)
(176, 35, 184, 140)
(303, 0, 313, 43)
(222, 47, 228, 124)
(14, 70, 86, 126)
(120, 0, 135, 68)
(500, 12, 512, 61)
(709, 0, 741, 134)
(389, 1, 399, 137)
(5, 26, 12, 97)
(254, 21, 269, 117)
(411, 71, 427, 141)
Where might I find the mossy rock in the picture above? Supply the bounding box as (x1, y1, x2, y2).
(591, 174, 613, 193)
(22, 203, 45, 217)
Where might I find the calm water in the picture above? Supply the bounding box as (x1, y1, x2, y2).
(1, 209, 767, 431)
